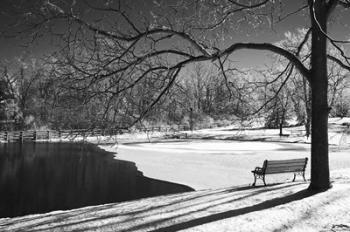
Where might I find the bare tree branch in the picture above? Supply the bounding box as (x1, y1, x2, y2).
(337, 0, 350, 8)
(251, 65, 295, 115)
(132, 67, 181, 125)
(219, 43, 311, 81)
(227, 0, 270, 8)
(327, 54, 350, 71)
(310, 0, 350, 44)
(277, 4, 308, 23)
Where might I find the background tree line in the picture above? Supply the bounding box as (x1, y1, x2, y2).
(1, 31, 349, 131)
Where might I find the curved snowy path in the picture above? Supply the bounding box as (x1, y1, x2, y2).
(102, 140, 350, 190)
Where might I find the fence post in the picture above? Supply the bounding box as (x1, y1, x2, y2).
(33, 131, 37, 141)
(5, 131, 8, 142)
(20, 131, 23, 143)
(47, 131, 50, 140)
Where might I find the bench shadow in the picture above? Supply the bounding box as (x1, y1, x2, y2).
(150, 188, 317, 232)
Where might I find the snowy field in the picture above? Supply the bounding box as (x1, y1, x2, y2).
(102, 140, 350, 190)
(0, 118, 349, 231)
(100, 117, 350, 190)
(1, 170, 349, 232)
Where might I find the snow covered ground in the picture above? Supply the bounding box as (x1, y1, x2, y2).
(0, 118, 349, 231)
(99, 117, 350, 190)
(0, 169, 349, 232)
(102, 140, 350, 190)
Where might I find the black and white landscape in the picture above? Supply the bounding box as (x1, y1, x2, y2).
(1, 0, 350, 231)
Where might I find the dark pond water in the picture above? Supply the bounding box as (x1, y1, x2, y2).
(0, 142, 193, 218)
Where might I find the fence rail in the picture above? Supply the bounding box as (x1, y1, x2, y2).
(0, 129, 119, 143)
(0, 125, 191, 143)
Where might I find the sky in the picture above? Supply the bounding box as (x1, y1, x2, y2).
(0, 0, 350, 69)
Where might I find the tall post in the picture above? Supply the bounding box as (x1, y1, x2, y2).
(279, 122, 283, 136)
(20, 131, 23, 143)
(189, 107, 194, 131)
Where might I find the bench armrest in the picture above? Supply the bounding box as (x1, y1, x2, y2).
(252, 167, 263, 174)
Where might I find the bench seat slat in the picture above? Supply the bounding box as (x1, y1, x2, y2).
(266, 167, 304, 172)
(265, 170, 303, 174)
(266, 164, 305, 169)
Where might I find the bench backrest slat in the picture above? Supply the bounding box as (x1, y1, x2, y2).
(267, 159, 307, 164)
(263, 158, 308, 174)
(267, 163, 306, 168)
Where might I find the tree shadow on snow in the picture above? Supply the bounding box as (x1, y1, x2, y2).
(150, 188, 318, 232)
(1, 183, 319, 232)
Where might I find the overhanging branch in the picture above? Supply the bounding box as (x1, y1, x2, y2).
(219, 43, 311, 82)
(327, 55, 350, 71)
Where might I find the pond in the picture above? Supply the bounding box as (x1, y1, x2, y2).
(0, 142, 193, 218)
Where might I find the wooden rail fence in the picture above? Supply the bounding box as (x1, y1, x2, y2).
(0, 129, 119, 143)
(0, 125, 191, 143)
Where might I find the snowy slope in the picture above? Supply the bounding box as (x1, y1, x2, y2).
(0, 169, 349, 232)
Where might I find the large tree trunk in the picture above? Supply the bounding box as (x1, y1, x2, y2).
(309, 0, 330, 190)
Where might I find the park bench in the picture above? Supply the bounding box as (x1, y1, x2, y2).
(251, 158, 308, 186)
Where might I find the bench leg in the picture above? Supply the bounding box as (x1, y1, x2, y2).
(252, 173, 267, 186)
(262, 175, 266, 186)
(302, 172, 306, 181)
(292, 172, 307, 182)
(252, 174, 257, 186)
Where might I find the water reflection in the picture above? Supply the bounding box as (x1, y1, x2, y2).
(0, 142, 193, 218)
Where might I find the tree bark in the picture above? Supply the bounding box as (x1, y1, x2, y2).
(303, 79, 311, 138)
(309, 0, 330, 190)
